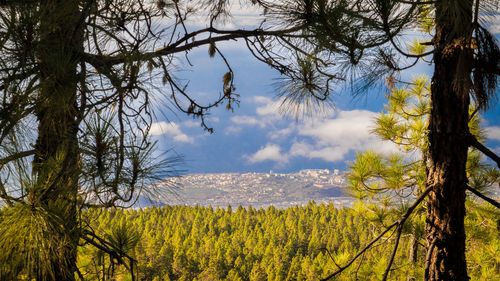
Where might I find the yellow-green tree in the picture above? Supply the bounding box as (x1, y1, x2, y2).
(347, 76, 499, 280)
(258, 1, 500, 279)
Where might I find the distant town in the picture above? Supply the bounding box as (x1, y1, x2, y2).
(142, 169, 354, 209)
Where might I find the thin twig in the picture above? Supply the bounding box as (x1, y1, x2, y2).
(0, 149, 35, 166)
(468, 134, 500, 168)
(320, 222, 398, 281)
(75, 266, 85, 281)
(466, 185, 500, 209)
(354, 251, 366, 280)
(382, 225, 403, 281)
(81, 230, 133, 271)
(321, 184, 434, 281)
(320, 247, 342, 270)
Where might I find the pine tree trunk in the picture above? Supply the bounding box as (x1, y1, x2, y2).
(32, 0, 83, 279)
(425, 1, 473, 280)
(408, 234, 418, 264)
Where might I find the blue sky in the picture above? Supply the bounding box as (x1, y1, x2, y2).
(148, 6, 500, 174)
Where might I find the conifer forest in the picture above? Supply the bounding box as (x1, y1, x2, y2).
(78, 202, 499, 281)
(0, 0, 499, 280)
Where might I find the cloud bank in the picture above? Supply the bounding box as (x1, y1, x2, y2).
(486, 126, 500, 141)
(247, 143, 288, 164)
(149, 121, 194, 143)
(243, 108, 399, 165)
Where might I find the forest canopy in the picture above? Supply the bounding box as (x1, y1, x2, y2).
(79, 203, 499, 281)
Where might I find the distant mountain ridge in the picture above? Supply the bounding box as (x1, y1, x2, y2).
(135, 169, 353, 209)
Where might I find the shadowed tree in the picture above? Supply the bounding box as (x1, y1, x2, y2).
(0, 0, 340, 280)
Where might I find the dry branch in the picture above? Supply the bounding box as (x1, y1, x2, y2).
(321, 184, 434, 281)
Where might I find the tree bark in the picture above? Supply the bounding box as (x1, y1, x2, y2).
(32, 0, 83, 279)
(425, 1, 473, 280)
(408, 234, 418, 265)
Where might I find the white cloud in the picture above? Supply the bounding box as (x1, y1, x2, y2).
(247, 144, 288, 164)
(254, 96, 273, 104)
(299, 110, 376, 145)
(491, 25, 500, 34)
(300, 116, 370, 150)
(149, 121, 170, 136)
(486, 127, 500, 157)
(268, 127, 294, 140)
(149, 121, 194, 143)
(182, 120, 200, 128)
(256, 98, 282, 118)
(225, 125, 242, 135)
(228, 96, 288, 130)
(293, 110, 399, 161)
(208, 116, 220, 123)
(246, 109, 400, 165)
(486, 126, 500, 141)
(253, 95, 285, 119)
(308, 147, 350, 162)
(254, 95, 333, 120)
(182, 1, 264, 29)
(489, 15, 500, 34)
(173, 134, 193, 143)
(289, 141, 348, 162)
(288, 141, 313, 158)
(494, 147, 500, 154)
(231, 115, 263, 127)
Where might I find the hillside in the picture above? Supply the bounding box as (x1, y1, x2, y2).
(138, 169, 353, 209)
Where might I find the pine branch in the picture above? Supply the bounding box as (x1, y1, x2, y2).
(83, 26, 304, 68)
(0, 150, 35, 166)
(0, 179, 22, 206)
(75, 266, 85, 281)
(321, 184, 434, 281)
(468, 134, 500, 168)
(382, 224, 403, 281)
(466, 185, 500, 209)
(0, 68, 37, 91)
(81, 230, 134, 271)
(319, 247, 342, 270)
(320, 221, 398, 281)
(382, 183, 436, 280)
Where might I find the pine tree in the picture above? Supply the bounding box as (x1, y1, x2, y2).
(347, 76, 499, 279)
(255, 1, 499, 279)
(0, 1, 338, 278)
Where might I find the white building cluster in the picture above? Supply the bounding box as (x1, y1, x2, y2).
(159, 169, 352, 208)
